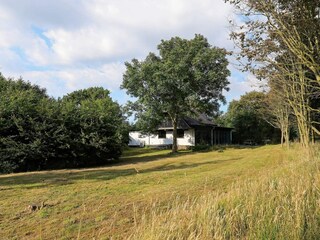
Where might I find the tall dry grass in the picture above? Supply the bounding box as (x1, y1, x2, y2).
(128, 145, 320, 240)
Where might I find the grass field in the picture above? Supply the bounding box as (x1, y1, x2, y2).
(0, 145, 319, 239)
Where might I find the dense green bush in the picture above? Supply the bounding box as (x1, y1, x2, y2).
(0, 74, 128, 173)
(0, 75, 51, 172)
(57, 87, 126, 168)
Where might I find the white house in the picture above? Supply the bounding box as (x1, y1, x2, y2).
(128, 129, 195, 148)
(129, 115, 232, 148)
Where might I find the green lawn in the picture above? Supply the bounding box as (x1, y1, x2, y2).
(0, 145, 316, 239)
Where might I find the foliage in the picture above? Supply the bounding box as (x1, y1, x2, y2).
(264, 87, 292, 147)
(0, 74, 127, 173)
(58, 87, 126, 167)
(219, 91, 279, 144)
(122, 34, 230, 152)
(0, 74, 53, 172)
(226, 0, 320, 148)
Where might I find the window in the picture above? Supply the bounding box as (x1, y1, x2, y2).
(177, 129, 184, 138)
(158, 130, 166, 139)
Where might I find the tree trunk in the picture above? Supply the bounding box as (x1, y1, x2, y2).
(172, 117, 178, 153)
(284, 124, 290, 149)
(280, 125, 284, 147)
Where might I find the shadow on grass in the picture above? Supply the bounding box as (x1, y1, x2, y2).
(138, 157, 242, 174)
(121, 147, 165, 157)
(0, 149, 242, 189)
(212, 145, 265, 151)
(233, 145, 265, 149)
(118, 144, 264, 165)
(118, 150, 195, 165)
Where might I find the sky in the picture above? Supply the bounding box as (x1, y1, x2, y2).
(0, 0, 260, 112)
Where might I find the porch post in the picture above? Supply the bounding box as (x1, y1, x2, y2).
(211, 127, 215, 146)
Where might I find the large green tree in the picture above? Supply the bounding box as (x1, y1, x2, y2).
(0, 74, 61, 172)
(59, 87, 127, 167)
(122, 34, 230, 152)
(219, 91, 279, 144)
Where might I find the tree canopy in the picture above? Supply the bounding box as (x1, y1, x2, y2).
(59, 87, 126, 166)
(0, 74, 128, 173)
(122, 34, 230, 152)
(218, 91, 280, 144)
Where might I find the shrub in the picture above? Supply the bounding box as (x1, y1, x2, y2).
(0, 74, 128, 173)
(0, 74, 53, 172)
(57, 87, 126, 168)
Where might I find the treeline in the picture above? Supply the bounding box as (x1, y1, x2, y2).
(0, 74, 129, 173)
(217, 91, 281, 145)
(226, 0, 320, 149)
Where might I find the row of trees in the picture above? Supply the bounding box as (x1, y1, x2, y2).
(0, 74, 128, 173)
(226, 0, 320, 149)
(217, 91, 281, 145)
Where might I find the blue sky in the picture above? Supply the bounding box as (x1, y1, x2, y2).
(0, 0, 260, 113)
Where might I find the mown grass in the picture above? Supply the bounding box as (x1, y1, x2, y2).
(0, 145, 318, 239)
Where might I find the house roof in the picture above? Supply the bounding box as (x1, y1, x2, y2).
(158, 114, 218, 130)
(158, 118, 191, 130)
(184, 113, 217, 127)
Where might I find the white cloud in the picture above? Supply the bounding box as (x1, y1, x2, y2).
(61, 63, 125, 92)
(225, 72, 264, 102)
(24, 38, 53, 66)
(0, 0, 254, 106)
(5, 63, 125, 98)
(0, 48, 22, 73)
(6, 0, 234, 64)
(45, 27, 140, 65)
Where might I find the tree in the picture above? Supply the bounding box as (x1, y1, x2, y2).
(264, 87, 291, 148)
(226, 0, 320, 148)
(0, 74, 59, 172)
(0, 73, 128, 173)
(59, 87, 126, 167)
(121, 34, 230, 152)
(227, 0, 319, 82)
(220, 91, 279, 144)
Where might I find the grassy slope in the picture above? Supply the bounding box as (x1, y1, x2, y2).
(0, 145, 316, 239)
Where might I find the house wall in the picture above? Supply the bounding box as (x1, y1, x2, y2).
(128, 131, 145, 146)
(129, 131, 152, 146)
(128, 129, 195, 147)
